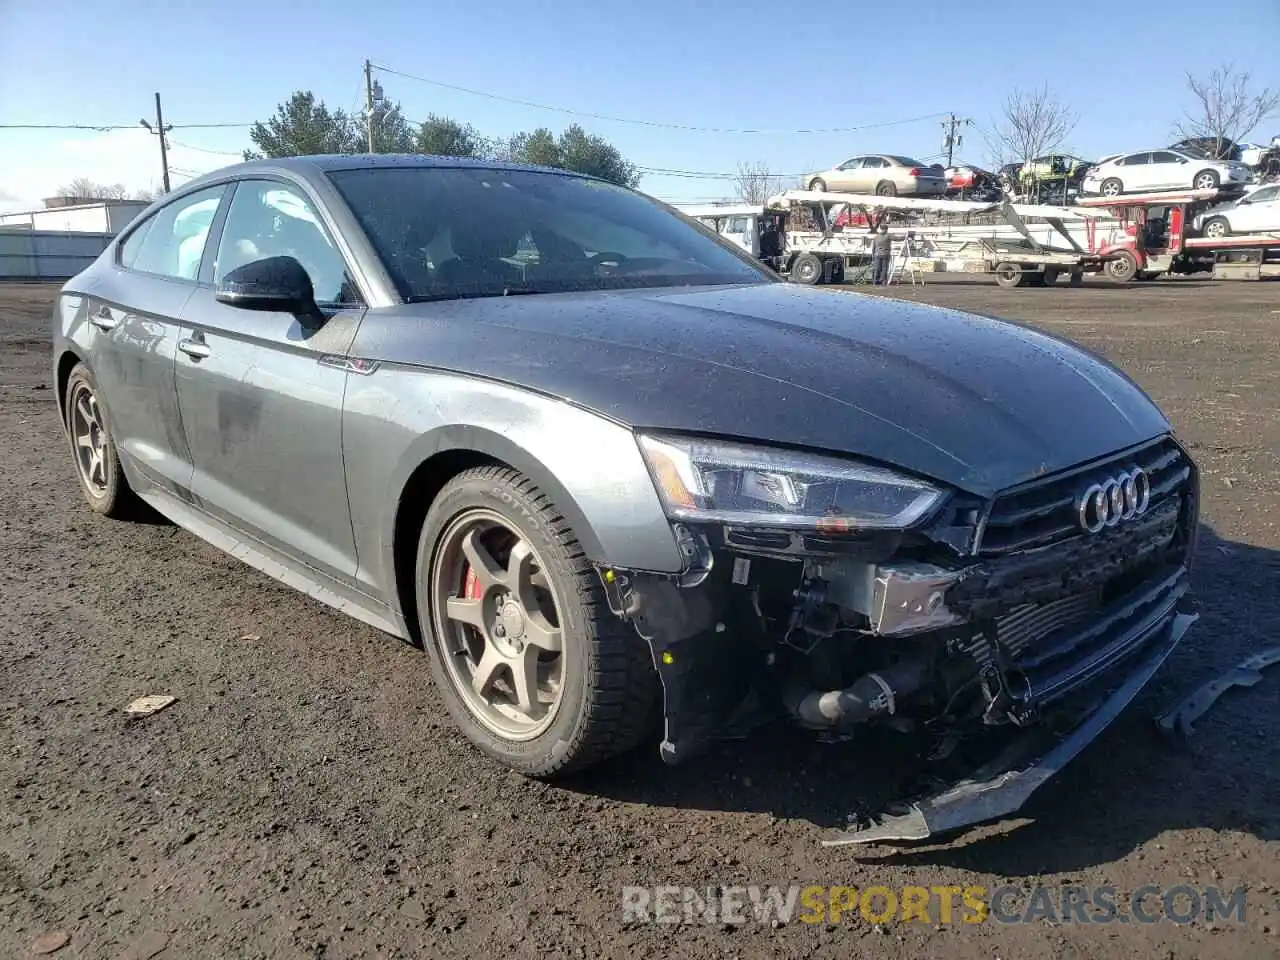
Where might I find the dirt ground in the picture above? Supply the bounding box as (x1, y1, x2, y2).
(2, 277, 1278, 960)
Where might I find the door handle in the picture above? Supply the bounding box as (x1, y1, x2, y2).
(88, 307, 118, 332)
(178, 338, 211, 360)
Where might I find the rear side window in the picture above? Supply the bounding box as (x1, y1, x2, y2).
(1152, 152, 1181, 164)
(118, 218, 155, 269)
(124, 186, 227, 280)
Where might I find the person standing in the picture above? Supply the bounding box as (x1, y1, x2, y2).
(870, 224, 893, 286)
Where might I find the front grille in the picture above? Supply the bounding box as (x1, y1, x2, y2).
(960, 589, 1100, 668)
(977, 437, 1192, 557)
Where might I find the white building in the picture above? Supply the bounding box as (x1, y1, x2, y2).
(0, 198, 150, 234)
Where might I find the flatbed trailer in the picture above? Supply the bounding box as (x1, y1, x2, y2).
(1074, 188, 1280, 280)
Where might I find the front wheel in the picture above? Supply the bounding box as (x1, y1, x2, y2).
(808, 178, 827, 192)
(1100, 177, 1123, 198)
(1106, 250, 1138, 282)
(417, 466, 656, 778)
(791, 252, 823, 285)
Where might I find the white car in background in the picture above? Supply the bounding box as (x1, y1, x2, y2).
(1192, 183, 1280, 237)
(1081, 148, 1254, 197)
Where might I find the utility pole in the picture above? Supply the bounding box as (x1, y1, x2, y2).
(139, 92, 172, 194)
(941, 113, 971, 168)
(364, 59, 376, 154)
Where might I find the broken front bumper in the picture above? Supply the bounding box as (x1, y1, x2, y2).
(823, 599, 1199, 846)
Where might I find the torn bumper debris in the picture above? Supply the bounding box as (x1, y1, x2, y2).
(822, 607, 1199, 846)
(1155, 644, 1280, 740)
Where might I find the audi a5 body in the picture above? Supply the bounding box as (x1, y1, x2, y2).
(52, 155, 1199, 841)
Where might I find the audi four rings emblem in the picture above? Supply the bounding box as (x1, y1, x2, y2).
(1076, 467, 1151, 534)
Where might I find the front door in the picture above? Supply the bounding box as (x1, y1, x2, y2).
(175, 178, 367, 582)
(1235, 186, 1280, 232)
(83, 184, 227, 500)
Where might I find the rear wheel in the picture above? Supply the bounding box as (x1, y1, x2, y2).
(791, 252, 824, 285)
(1100, 177, 1123, 198)
(1106, 250, 1139, 282)
(63, 363, 139, 518)
(1192, 169, 1220, 191)
(417, 466, 655, 778)
(875, 181, 898, 197)
(994, 262, 1025, 288)
(1202, 216, 1230, 238)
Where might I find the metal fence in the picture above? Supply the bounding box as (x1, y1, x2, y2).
(0, 229, 112, 281)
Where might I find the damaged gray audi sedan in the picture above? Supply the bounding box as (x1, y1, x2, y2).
(53, 155, 1198, 841)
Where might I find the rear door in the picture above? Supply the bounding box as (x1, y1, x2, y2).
(829, 158, 864, 192)
(1235, 186, 1280, 232)
(82, 184, 227, 500)
(175, 177, 367, 582)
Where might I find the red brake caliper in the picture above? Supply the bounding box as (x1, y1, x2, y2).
(463, 566, 482, 602)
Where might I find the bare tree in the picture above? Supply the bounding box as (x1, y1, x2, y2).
(1174, 65, 1279, 157)
(983, 84, 1077, 170)
(734, 160, 782, 205)
(55, 178, 136, 201)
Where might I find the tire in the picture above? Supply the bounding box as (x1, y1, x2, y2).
(875, 181, 898, 197)
(1135, 271, 1159, 282)
(1100, 177, 1123, 198)
(416, 466, 656, 778)
(1202, 216, 1230, 238)
(1069, 268, 1084, 287)
(808, 178, 826, 192)
(63, 362, 139, 518)
(1192, 169, 1220, 191)
(827, 258, 846, 284)
(1042, 267, 1060, 285)
(791, 252, 823, 285)
(1106, 250, 1138, 282)
(994, 262, 1024, 288)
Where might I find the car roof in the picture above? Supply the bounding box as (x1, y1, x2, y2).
(175, 153, 600, 193)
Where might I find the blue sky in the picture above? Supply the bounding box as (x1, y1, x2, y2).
(1, 0, 1278, 210)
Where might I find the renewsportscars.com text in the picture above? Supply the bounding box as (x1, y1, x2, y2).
(620, 884, 1247, 926)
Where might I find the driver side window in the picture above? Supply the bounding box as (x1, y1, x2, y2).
(214, 180, 361, 306)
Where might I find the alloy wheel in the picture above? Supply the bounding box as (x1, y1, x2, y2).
(69, 381, 109, 497)
(430, 509, 566, 740)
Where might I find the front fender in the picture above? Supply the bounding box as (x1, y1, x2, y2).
(342, 365, 685, 605)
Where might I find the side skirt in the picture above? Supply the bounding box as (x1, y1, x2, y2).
(138, 486, 407, 640)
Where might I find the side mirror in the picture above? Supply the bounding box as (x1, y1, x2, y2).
(215, 255, 320, 318)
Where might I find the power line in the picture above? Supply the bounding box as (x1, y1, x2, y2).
(167, 138, 243, 157)
(370, 62, 949, 135)
(0, 121, 253, 131)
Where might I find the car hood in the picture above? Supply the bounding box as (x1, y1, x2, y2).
(361, 283, 1171, 497)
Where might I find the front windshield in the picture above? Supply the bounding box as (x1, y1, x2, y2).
(326, 166, 773, 302)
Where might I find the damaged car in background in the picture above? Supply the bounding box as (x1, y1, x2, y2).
(53, 155, 1199, 843)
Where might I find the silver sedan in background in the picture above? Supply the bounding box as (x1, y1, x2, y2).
(804, 154, 947, 197)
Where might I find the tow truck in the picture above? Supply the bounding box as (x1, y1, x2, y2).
(1075, 188, 1280, 281)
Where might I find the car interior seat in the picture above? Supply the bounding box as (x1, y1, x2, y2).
(434, 217, 524, 293)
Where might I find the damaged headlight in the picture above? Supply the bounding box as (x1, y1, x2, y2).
(637, 433, 945, 531)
